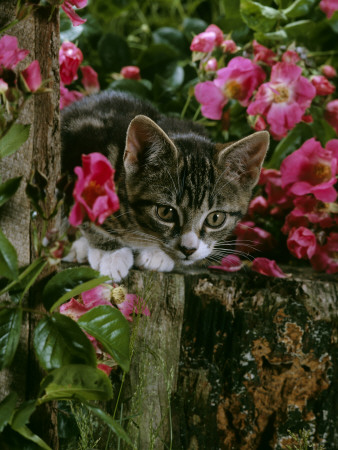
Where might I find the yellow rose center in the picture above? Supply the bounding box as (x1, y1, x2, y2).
(224, 80, 245, 100)
(311, 163, 332, 183)
(272, 85, 289, 103)
(82, 180, 105, 207)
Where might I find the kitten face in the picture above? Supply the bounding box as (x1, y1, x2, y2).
(119, 115, 269, 267)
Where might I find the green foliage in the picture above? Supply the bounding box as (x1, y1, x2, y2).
(33, 313, 97, 371)
(0, 123, 30, 159)
(78, 305, 131, 372)
(0, 308, 22, 369)
(42, 267, 109, 311)
(39, 364, 114, 403)
(0, 228, 18, 280)
(0, 392, 18, 432)
(0, 177, 22, 208)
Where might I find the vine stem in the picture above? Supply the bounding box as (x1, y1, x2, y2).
(112, 371, 126, 420)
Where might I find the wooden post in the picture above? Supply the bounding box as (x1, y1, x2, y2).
(122, 267, 337, 450)
(0, 2, 60, 447)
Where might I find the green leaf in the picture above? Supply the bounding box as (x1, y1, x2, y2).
(138, 43, 179, 80)
(98, 33, 131, 72)
(152, 27, 188, 56)
(283, 0, 316, 18)
(266, 122, 313, 169)
(240, 0, 286, 32)
(0, 308, 22, 369)
(254, 29, 288, 45)
(182, 17, 208, 39)
(10, 400, 36, 430)
(0, 392, 18, 432)
(86, 404, 132, 446)
(311, 106, 337, 145)
(78, 305, 130, 372)
(42, 267, 109, 312)
(33, 313, 97, 371)
(0, 124, 30, 159)
(39, 364, 113, 403)
(0, 228, 18, 280)
(0, 177, 22, 208)
(109, 79, 151, 100)
(0, 258, 47, 300)
(12, 425, 52, 450)
(328, 10, 338, 33)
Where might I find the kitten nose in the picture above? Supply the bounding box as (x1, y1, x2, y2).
(178, 245, 197, 257)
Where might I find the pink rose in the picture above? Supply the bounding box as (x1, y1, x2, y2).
(311, 75, 335, 96)
(204, 57, 218, 72)
(60, 84, 84, 110)
(235, 221, 274, 255)
(81, 65, 100, 94)
(21, 60, 42, 92)
(282, 50, 300, 64)
(97, 363, 112, 376)
(0, 35, 29, 70)
(251, 258, 288, 278)
(69, 152, 119, 226)
(190, 24, 223, 52)
(209, 254, 243, 272)
(195, 57, 266, 120)
(60, 298, 88, 321)
(253, 40, 276, 66)
(117, 294, 150, 322)
(247, 63, 316, 138)
(120, 65, 141, 80)
(281, 138, 337, 202)
(259, 168, 293, 210)
(61, 0, 87, 26)
(221, 39, 238, 53)
(59, 41, 83, 85)
(0, 78, 9, 93)
(321, 65, 337, 78)
(253, 115, 267, 131)
(287, 226, 318, 260)
(325, 99, 338, 134)
(310, 232, 338, 274)
(319, 0, 338, 18)
(248, 196, 269, 216)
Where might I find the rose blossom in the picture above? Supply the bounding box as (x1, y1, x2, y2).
(253, 40, 276, 66)
(280, 138, 337, 202)
(259, 168, 293, 210)
(209, 255, 243, 272)
(235, 221, 274, 254)
(120, 65, 141, 80)
(247, 63, 316, 138)
(190, 24, 223, 52)
(195, 57, 265, 120)
(287, 226, 318, 260)
(0, 35, 29, 70)
(311, 75, 335, 96)
(21, 60, 42, 92)
(321, 65, 337, 78)
(117, 294, 150, 322)
(69, 152, 119, 226)
(251, 258, 288, 278)
(248, 196, 269, 216)
(61, 0, 87, 26)
(310, 232, 338, 274)
(204, 57, 218, 72)
(81, 65, 100, 94)
(0, 79, 8, 94)
(325, 99, 338, 134)
(282, 50, 300, 64)
(253, 115, 267, 131)
(59, 41, 83, 85)
(60, 84, 83, 110)
(221, 39, 238, 53)
(319, 0, 338, 18)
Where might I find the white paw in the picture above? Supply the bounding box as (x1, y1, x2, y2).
(63, 237, 89, 263)
(135, 248, 174, 272)
(88, 247, 133, 282)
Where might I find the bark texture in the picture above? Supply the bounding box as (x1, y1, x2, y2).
(122, 267, 337, 450)
(0, 2, 60, 447)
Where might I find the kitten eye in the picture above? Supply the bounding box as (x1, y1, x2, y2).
(205, 211, 227, 228)
(156, 205, 176, 222)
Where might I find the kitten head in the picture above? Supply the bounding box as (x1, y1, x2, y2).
(121, 115, 269, 266)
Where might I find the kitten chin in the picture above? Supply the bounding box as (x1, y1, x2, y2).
(62, 91, 269, 281)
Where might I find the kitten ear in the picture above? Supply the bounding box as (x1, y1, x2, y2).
(215, 131, 269, 189)
(124, 115, 177, 172)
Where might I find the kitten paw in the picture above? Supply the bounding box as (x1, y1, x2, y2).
(135, 248, 174, 272)
(88, 247, 133, 282)
(63, 237, 89, 263)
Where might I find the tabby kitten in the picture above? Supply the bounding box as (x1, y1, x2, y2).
(61, 91, 269, 281)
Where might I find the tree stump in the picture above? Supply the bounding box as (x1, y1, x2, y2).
(122, 267, 337, 450)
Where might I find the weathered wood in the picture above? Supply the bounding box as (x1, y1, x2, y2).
(121, 267, 337, 450)
(0, 3, 60, 447)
